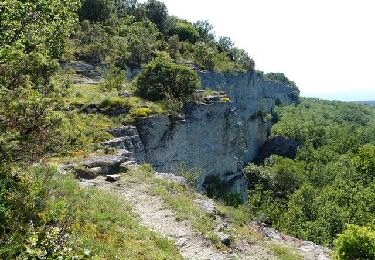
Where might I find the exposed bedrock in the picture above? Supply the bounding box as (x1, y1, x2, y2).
(113, 71, 296, 200)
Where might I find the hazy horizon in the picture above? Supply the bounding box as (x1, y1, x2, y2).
(303, 89, 375, 102)
(152, 0, 375, 101)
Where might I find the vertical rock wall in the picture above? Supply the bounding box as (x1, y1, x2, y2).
(132, 71, 296, 199)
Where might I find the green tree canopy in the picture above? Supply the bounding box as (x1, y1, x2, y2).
(0, 0, 80, 162)
(78, 0, 115, 22)
(135, 55, 200, 101)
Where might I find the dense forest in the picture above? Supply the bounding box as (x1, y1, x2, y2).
(1, 0, 375, 258)
(246, 99, 375, 253)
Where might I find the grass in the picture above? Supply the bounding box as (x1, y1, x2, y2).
(42, 167, 182, 259)
(1, 165, 182, 259)
(65, 84, 118, 106)
(122, 165, 222, 246)
(72, 188, 182, 259)
(121, 165, 305, 258)
(270, 244, 302, 260)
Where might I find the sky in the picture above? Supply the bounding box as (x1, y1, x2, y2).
(153, 0, 375, 101)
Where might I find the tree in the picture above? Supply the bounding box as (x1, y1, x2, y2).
(118, 20, 162, 68)
(194, 42, 217, 71)
(352, 144, 375, 182)
(334, 224, 375, 260)
(230, 48, 255, 71)
(115, 0, 138, 17)
(141, 0, 168, 33)
(218, 36, 235, 53)
(169, 20, 199, 43)
(0, 0, 80, 162)
(194, 20, 215, 42)
(78, 0, 115, 22)
(135, 55, 200, 101)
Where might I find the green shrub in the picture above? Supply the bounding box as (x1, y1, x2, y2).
(135, 55, 200, 101)
(78, 0, 115, 22)
(334, 224, 375, 260)
(131, 107, 152, 117)
(170, 21, 199, 43)
(100, 66, 126, 93)
(99, 97, 130, 110)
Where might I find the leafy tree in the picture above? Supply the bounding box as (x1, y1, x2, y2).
(352, 144, 375, 182)
(140, 0, 168, 33)
(115, 0, 138, 17)
(194, 41, 217, 71)
(168, 35, 181, 60)
(76, 20, 115, 63)
(170, 20, 199, 43)
(100, 65, 126, 93)
(0, 0, 80, 162)
(135, 54, 200, 101)
(194, 20, 215, 43)
(218, 36, 235, 53)
(230, 48, 255, 71)
(79, 0, 115, 22)
(118, 20, 162, 68)
(334, 224, 375, 259)
(264, 72, 298, 89)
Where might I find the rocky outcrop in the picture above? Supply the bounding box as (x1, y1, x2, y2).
(100, 71, 296, 200)
(256, 135, 302, 163)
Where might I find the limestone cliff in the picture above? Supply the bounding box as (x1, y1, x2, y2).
(125, 71, 296, 199)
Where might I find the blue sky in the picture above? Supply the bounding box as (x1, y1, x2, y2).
(152, 0, 375, 101)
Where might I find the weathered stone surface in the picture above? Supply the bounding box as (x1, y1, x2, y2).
(216, 232, 231, 246)
(83, 155, 125, 168)
(155, 172, 187, 186)
(256, 135, 301, 162)
(106, 174, 121, 182)
(194, 198, 216, 217)
(102, 71, 296, 199)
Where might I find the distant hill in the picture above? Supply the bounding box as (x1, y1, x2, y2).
(353, 101, 375, 106)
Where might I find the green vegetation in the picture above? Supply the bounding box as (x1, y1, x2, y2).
(264, 72, 300, 102)
(135, 54, 200, 101)
(123, 165, 302, 257)
(245, 98, 375, 248)
(334, 224, 375, 259)
(2, 0, 374, 257)
(270, 245, 302, 260)
(65, 0, 255, 72)
(0, 166, 181, 258)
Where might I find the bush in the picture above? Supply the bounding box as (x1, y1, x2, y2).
(135, 55, 200, 101)
(170, 21, 199, 43)
(334, 224, 375, 259)
(131, 107, 152, 117)
(100, 66, 126, 93)
(79, 0, 115, 22)
(99, 97, 130, 110)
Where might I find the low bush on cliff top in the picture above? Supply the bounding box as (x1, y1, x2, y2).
(135, 54, 201, 101)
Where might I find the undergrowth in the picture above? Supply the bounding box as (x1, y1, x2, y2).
(0, 165, 181, 259)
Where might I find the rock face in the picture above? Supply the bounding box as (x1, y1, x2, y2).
(106, 71, 296, 200)
(256, 135, 302, 163)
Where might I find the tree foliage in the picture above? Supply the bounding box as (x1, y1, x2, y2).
(0, 0, 80, 162)
(79, 0, 115, 22)
(334, 224, 375, 259)
(246, 98, 375, 246)
(135, 55, 200, 101)
(139, 0, 168, 33)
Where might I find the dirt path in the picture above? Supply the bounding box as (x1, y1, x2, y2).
(79, 175, 330, 260)
(80, 176, 235, 260)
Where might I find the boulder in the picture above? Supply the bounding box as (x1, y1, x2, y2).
(106, 174, 121, 182)
(216, 232, 231, 246)
(256, 135, 301, 162)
